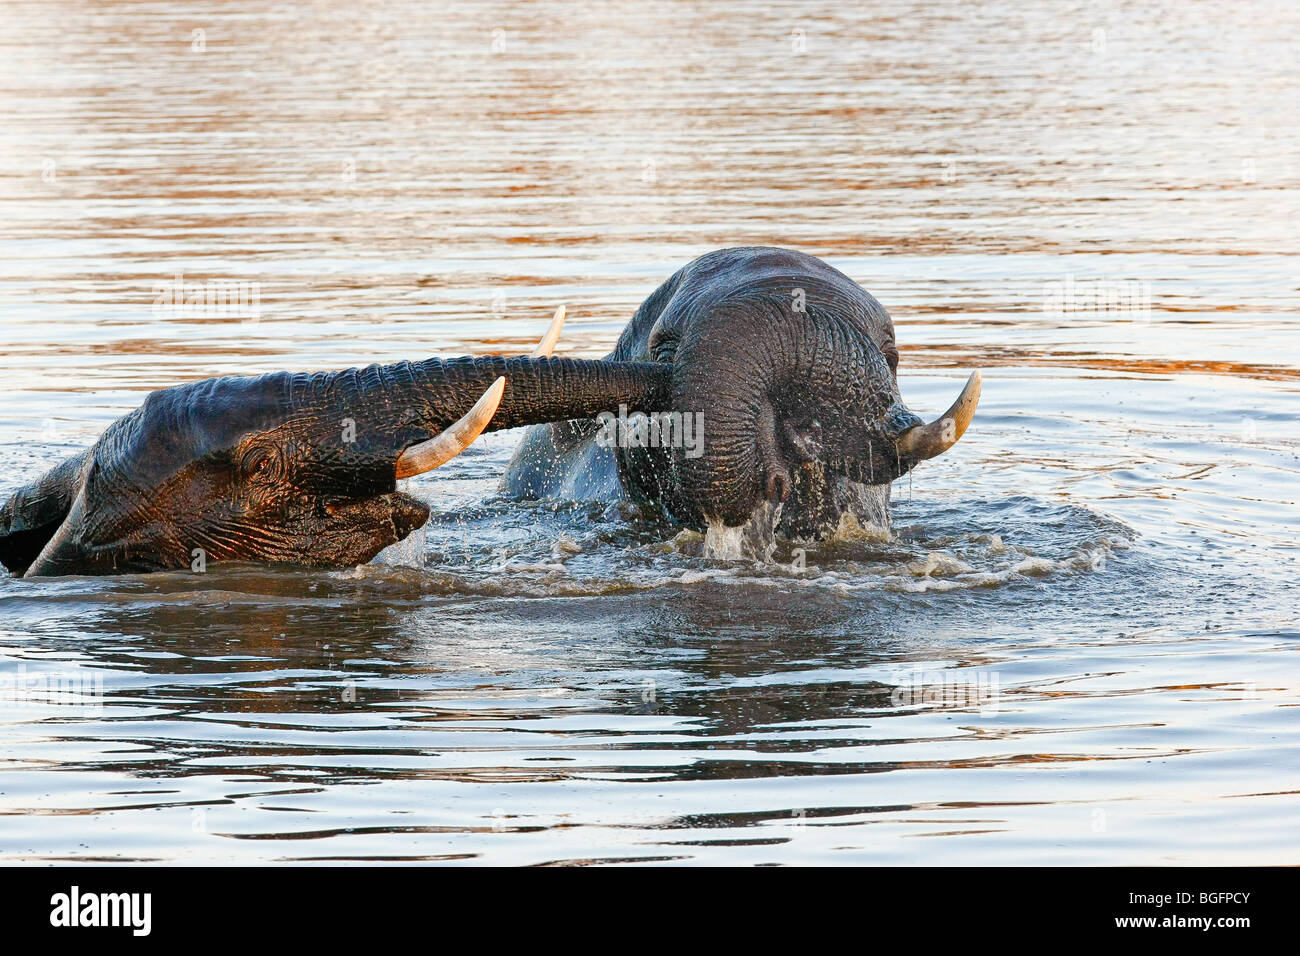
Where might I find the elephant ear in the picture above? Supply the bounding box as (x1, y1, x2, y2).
(0, 450, 90, 576)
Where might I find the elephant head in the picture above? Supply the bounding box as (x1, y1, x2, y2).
(512, 247, 981, 539)
(1, 313, 671, 577)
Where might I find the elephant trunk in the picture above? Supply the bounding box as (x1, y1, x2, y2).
(668, 302, 891, 528)
(407, 356, 673, 433)
(309, 355, 673, 475)
(665, 301, 979, 531)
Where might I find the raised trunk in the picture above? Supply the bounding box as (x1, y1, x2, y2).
(308, 356, 672, 438)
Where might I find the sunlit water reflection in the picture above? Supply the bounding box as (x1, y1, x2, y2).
(0, 0, 1297, 864)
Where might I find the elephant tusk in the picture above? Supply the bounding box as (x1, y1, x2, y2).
(532, 305, 565, 357)
(395, 311, 566, 479)
(395, 377, 506, 479)
(895, 370, 982, 461)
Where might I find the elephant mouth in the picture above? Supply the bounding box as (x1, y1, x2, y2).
(775, 462, 893, 540)
(678, 369, 983, 538)
(294, 491, 432, 566)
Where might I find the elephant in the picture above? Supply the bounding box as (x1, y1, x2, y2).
(502, 247, 980, 540)
(0, 313, 671, 577)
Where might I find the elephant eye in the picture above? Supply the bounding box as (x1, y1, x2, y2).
(884, 345, 900, 371)
(648, 323, 679, 363)
(239, 445, 283, 483)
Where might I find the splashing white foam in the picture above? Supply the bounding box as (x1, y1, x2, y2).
(881, 539, 1124, 593)
(834, 477, 893, 531)
(703, 521, 746, 560)
(822, 510, 893, 544)
(911, 551, 976, 577)
(552, 533, 582, 557)
(703, 501, 782, 561)
(372, 520, 427, 568)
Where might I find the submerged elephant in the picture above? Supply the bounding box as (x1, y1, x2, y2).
(0, 314, 671, 577)
(503, 247, 980, 539)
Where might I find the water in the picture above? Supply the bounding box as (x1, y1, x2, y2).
(1, 0, 1297, 864)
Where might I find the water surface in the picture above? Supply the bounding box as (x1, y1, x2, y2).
(1, 0, 1297, 864)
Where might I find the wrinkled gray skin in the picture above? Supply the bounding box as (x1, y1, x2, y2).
(0, 356, 669, 577)
(504, 247, 927, 539)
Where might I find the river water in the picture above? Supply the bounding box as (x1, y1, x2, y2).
(1, 0, 1297, 864)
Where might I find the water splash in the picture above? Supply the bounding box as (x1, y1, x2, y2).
(371, 520, 427, 568)
(823, 511, 893, 544)
(703, 501, 783, 561)
(831, 477, 893, 533)
(701, 522, 745, 560)
(371, 479, 428, 568)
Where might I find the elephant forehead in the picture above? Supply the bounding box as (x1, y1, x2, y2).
(658, 273, 892, 354)
(93, 372, 299, 484)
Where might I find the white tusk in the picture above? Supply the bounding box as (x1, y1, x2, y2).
(532, 305, 565, 357)
(394, 377, 506, 479)
(895, 370, 982, 461)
